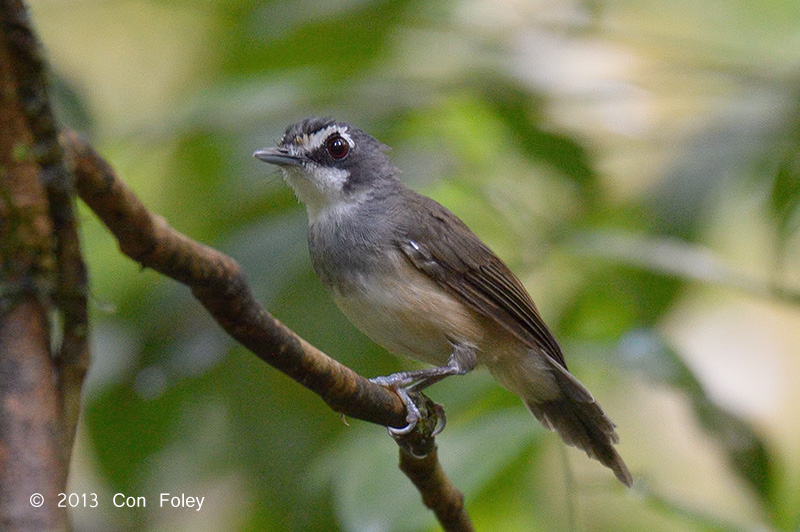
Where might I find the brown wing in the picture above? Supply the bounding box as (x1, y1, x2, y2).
(395, 190, 567, 369)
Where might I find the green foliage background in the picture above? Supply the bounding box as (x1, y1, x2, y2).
(29, 0, 800, 530)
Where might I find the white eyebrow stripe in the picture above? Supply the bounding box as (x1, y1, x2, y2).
(302, 124, 353, 152)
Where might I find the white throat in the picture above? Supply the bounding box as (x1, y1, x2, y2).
(278, 123, 362, 224)
(280, 164, 363, 225)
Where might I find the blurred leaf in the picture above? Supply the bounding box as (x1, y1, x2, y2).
(766, 97, 800, 262)
(223, 213, 309, 305)
(570, 230, 800, 306)
(648, 98, 783, 239)
(226, 0, 418, 81)
(558, 230, 686, 340)
(616, 329, 771, 501)
(769, 147, 800, 236)
(638, 480, 771, 532)
(50, 68, 94, 134)
(482, 82, 599, 196)
(314, 409, 538, 532)
(87, 385, 180, 490)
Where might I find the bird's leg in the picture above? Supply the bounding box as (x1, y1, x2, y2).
(370, 341, 476, 436)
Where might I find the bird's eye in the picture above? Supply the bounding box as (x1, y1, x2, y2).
(325, 135, 350, 160)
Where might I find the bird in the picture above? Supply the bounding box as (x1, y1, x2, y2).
(254, 116, 632, 487)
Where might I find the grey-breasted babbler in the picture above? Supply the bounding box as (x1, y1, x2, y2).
(254, 117, 632, 487)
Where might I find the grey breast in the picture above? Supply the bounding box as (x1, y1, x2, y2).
(307, 193, 403, 293)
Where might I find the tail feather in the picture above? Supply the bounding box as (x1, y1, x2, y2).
(524, 360, 632, 487)
(526, 397, 632, 487)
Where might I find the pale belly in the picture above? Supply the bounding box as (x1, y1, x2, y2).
(329, 267, 561, 401)
(330, 269, 485, 366)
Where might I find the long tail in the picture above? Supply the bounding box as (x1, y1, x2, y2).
(521, 360, 633, 487)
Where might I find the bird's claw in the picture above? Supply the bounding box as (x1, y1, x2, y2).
(375, 381, 421, 436)
(370, 376, 447, 438)
(431, 403, 446, 437)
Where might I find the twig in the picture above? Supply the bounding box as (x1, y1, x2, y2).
(399, 446, 473, 532)
(61, 131, 473, 531)
(395, 394, 474, 532)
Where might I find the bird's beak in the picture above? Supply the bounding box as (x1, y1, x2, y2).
(253, 147, 302, 167)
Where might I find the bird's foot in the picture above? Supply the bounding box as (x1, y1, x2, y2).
(369, 375, 448, 452)
(370, 376, 422, 435)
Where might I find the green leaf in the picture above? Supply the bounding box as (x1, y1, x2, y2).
(768, 106, 800, 246)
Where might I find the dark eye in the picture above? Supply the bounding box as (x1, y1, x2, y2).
(325, 135, 349, 160)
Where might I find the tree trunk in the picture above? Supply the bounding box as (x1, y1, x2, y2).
(1, 2, 82, 530)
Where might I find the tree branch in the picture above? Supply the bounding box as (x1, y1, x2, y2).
(400, 446, 473, 532)
(61, 131, 473, 531)
(395, 395, 474, 532)
(62, 130, 407, 428)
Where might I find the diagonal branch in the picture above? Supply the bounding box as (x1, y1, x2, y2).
(61, 129, 406, 428)
(61, 130, 473, 531)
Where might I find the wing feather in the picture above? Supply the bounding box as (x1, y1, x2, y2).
(395, 191, 567, 369)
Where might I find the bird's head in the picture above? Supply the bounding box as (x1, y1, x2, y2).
(254, 117, 396, 218)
